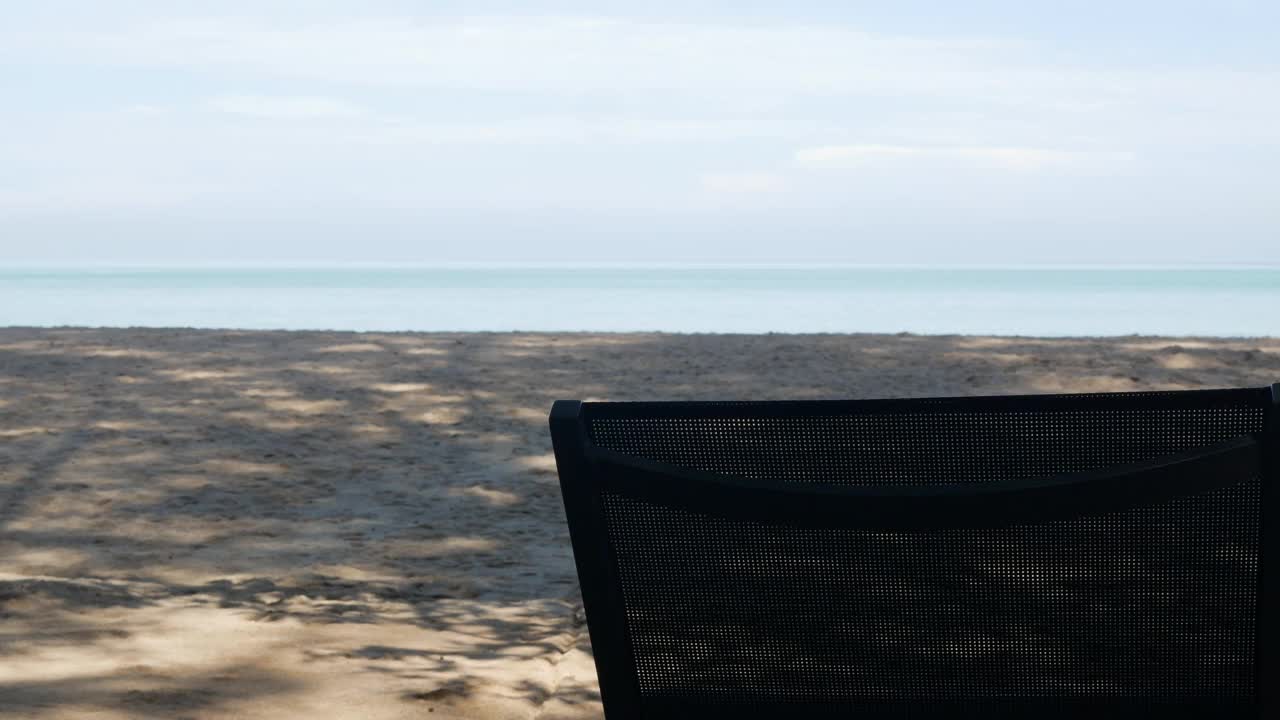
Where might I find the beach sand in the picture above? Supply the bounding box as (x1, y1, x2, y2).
(2, 328, 1278, 719)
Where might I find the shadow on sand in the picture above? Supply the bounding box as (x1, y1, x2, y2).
(1, 328, 1277, 717)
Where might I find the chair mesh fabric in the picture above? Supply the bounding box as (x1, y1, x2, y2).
(589, 400, 1266, 485)
(603, 478, 1260, 703)
(585, 395, 1268, 707)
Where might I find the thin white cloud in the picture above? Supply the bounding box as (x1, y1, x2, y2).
(8, 18, 1013, 95)
(1, 8, 1275, 227)
(700, 172, 789, 194)
(206, 95, 365, 119)
(9, 15, 1275, 111)
(7, 14, 1274, 155)
(326, 116, 829, 145)
(123, 104, 169, 116)
(0, 177, 218, 212)
(794, 144, 1136, 171)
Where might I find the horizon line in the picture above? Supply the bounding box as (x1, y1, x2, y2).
(4, 261, 1280, 272)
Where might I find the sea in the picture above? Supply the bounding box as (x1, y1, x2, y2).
(2, 266, 1278, 337)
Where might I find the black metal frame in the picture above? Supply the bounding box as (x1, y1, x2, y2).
(550, 386, 1280, 720)
(1259, 383, 1280, 718)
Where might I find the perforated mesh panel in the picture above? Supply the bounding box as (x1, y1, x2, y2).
(589, 401, 1267, 485)
(602, 476, 1262, 703)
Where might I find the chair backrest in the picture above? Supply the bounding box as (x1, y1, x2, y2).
(550, 385, 1280, 720)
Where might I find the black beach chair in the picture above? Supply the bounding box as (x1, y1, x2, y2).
(550, 385, 1279, 719)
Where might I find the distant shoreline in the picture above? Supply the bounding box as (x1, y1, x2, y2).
(3, 327, 1280, 341)
(2, 266, 1278, 336)
(6, 262, 1280, 270)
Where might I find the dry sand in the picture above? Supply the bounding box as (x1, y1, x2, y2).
(1, 328, 1278, 719)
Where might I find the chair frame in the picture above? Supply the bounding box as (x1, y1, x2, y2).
(550, 384, 1280, 719)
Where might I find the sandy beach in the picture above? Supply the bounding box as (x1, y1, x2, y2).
(2, 327, 1278, 719)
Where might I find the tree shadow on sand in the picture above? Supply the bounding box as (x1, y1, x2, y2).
(1, 328, 1277, 717)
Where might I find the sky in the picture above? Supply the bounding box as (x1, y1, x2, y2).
(2, 1, 1278, 265)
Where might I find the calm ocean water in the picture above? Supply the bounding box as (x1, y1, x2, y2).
(2, 266, 1277, 336)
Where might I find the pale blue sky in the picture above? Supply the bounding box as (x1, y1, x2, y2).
(2, 1, 1278, 265)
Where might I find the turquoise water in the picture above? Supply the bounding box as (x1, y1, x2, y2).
(1, 267, 1277, 336)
